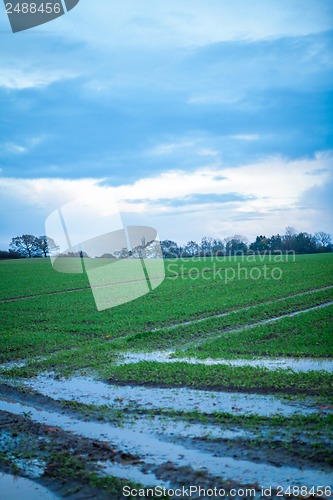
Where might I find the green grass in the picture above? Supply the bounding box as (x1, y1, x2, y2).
(0, 258, 90, 299)
(0, 254, 332, 384)
(1, 254, 332, 490)
(111, 288, 333, 352)
(176, 305, 333, 359)
(103, 361, 333, 395)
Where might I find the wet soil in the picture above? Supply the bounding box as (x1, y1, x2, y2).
(0, 379, 332, 499)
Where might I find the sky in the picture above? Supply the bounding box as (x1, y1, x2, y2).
(0, 0, 332, 248)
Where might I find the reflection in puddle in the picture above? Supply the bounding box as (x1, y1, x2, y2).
(118, 352, 333, 372)
(0, 397, 332, 490)
(24, 374, 327, 417)
(0, 472, 58, 500)
(98, 460, 169, 488)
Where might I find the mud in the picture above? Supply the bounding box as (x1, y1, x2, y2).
(0, 387, 332, 494)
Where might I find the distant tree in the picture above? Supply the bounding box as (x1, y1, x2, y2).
(0, 250, 20, 260)
(9, 235, 42, 258)
(113, 248, 130, 259)
(60, 251, 90, 258)
(200, 236, 225, 256)
(140, 240, 162, 258)
(270, 234, 283, 252)
(282, 226, 297, 251)
(250, 235, 271, 253)
(182, 240, 200, 257)
(314, 232, 332, 252)
(211, 238, 225, 256)
(36, 236, 59, 257)
(225, 235, 248, 255)
(160, 240, 180, 258)
(293, 232, 317, 254)
(200, 237, 214, 256)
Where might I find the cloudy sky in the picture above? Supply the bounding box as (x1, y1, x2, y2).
(0, 0, 332, 248)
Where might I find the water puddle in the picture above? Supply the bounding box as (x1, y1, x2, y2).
(98, 460, 169, 488)
(118, 352, 333, 372)
(0, 472, 58, 500)
(0, 360, 28, 371)
(0, 397, 331, 490)
(23, 374, 327, 417)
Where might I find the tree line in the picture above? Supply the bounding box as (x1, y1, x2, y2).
(160, 228, 332, 258)
(0, 235, 59, 260)
(0, 227, 332, 260)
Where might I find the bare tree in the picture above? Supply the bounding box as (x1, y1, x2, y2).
(37, 236, 59, 257)
(315, 232, 332, 249)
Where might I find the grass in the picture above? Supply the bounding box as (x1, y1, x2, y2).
(103, 361, 333, 396)
(1, 254, 333, 494)
(111, 288, 333, 352)
(176, 305, 333, 359)
(0, 253, 332, 387)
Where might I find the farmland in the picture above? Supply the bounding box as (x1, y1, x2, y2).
(0, 253, 332, 499)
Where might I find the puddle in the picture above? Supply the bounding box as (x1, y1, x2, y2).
(0, 360, 28, 371)
(98, 460, 169, 488)
(23, 374, 328, 417)
(0, 397, 332, 490)
(0, 472, 58, 500)
(14, 458, 46, 479)
(118, 352, 333, 372)
(138, 416, 251, 441)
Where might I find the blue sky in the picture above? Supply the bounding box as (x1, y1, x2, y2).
(0, 0, 332, 247)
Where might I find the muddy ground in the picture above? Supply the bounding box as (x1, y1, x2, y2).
(0, 375, 332, 500)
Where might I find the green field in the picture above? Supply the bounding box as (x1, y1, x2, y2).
(1, 254, 332, 368)
(0, 254, 333, 498)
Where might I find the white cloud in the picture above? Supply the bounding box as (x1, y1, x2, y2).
(0, 152, 332, 248)
(197, 148, 220, 157)
(2, 136, 46, 155)
(55, 0, 333, 50)
(0, 68, 77, 90)
(230, 134, 260, 141)
(149, 140, 196, 156)
(6, 143, 27, 154)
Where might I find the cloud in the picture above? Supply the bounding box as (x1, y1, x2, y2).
(33, 0, 333, 49)
(149, 140, 196, 156)
(2, 136, 45, 155)
(0, 152, 331, 248)
(0, 0, 332, 247)
(230, 134, 260, 141)
(0, 68, 77, 90)
(124, 192, 254, 207)
(6, 143, 27, 154)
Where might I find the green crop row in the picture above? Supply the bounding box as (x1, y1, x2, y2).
(179, 305, 333, 359)
(112, 288, 333, 352)
(103, 361, 333, 396)
(0, 254, 332, 364)
(0, 283, 331, 364)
